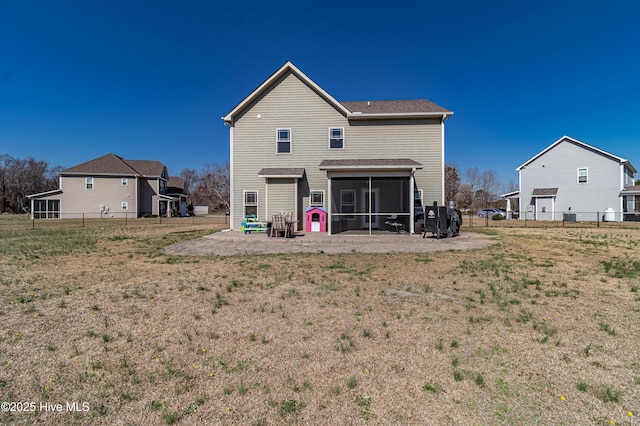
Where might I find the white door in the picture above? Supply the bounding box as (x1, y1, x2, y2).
(361, 188, 380, 229)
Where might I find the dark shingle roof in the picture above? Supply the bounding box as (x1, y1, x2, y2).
(62, 153, 139, 175)
(319, 159, 423, 169)
(341, 100, 451, 115)
(168, 176, 186, 193)
(125, 160, 166, 177)
(532, 188, 559, 196)
(61, 153, 167, 177)
(257, 168, 305, 177)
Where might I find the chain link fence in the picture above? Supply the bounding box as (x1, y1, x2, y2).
(0, 213, 229, 231)
(464, 210, 640, 229)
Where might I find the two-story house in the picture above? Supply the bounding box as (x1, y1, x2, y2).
(505, 136, 637, 221)
(28, 153, 187, 219)
(222, 62, 453, 235)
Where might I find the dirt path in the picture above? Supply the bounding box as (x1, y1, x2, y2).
(164, 230, 493, 256)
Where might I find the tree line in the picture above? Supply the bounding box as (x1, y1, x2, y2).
(179, 162, 230, 212)
(445, 164, 516, 211)
(0, 155, 61, 214)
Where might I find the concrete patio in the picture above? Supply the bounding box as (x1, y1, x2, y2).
(164, 229, 492, 256)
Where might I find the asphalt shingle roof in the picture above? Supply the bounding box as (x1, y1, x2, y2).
(319, 159, 423, 168)
(341, 100, 451, 115)
(61, 153, 167, 177)
(532, 188, 559, 196)
(257, 168, 305, 177)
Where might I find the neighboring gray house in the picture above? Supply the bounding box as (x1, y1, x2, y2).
(505, 136, 637, 221)
(222, 61, 453, 234)
(28, 153, 187, 219)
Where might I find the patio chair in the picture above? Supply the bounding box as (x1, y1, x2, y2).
(270, 214, 289, 238)
(385, 215, 404, 233)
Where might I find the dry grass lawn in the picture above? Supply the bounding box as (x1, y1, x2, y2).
(1, 217, 639, 425)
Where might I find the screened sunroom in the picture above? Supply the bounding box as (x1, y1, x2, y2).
(320, 159, 424, 235)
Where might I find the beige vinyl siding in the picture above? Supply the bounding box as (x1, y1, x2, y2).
(231, 70, 444, 230)
(139, 178, 158, 216)
(58, 176, 137, 218)
(266, 178, 296, 219)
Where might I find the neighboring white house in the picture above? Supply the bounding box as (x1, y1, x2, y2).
(222, 61, 453, 235)
(503, 136, 637, 222)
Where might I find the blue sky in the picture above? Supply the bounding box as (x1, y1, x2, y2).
(1, 0, 638, 189)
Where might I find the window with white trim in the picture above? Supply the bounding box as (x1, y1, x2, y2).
(121, 178, 128, 186)
(277, 129, 291, 154)
(85, 177, 94, 190)
(309, 190, 324, 207)
(121, 202, 128, 210)
(329, 127, 344, 149)
(244, 190, 258, 219)
(577, 168, 588, 183)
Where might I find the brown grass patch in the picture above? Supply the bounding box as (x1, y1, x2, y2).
(1, 218, 639, 425)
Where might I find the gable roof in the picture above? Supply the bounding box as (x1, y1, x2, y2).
(223, 61, 351, 124)
(517, 136, 637, 173)
(222, 62, 452, 124)
(125, 160, 166, 177)
(61, 153, 139, 175)
(168, 176, 186, 193)
(60, 153, 168, 178)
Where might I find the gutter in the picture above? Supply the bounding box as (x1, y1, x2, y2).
(347, 112, 452, 121)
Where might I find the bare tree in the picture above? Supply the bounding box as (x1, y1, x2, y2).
(179, 167, 199, 202)
(0, 155, 59, 213)
(194, 161, 230, 211)
(477, 169, 500, 207)
(456, 182, 474, 210)
(444, 164, 460, 205)
(502, 179, 519, 194)
(0, 155, 11, 213)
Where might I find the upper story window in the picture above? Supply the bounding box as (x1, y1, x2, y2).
(121, 178, 128, 186)
(85, 177, 94, 190)
(277, 129, 291, 154)
(577, 168, 588, 183)
(160, 180, 167, 194)
(309, 190, 324, 207)
(329, 127, 344, 149)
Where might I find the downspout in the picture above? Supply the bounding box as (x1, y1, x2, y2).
(135, 176, 138, 218)
(619, 163, 624, 222)
(410, 167, 416, 234)
(264, 178, 269, 221)
(229, 124, 234, 229)
(327, 176, 332, 235)
(441, 115, 446, 204)
(368, 175, 372, 235)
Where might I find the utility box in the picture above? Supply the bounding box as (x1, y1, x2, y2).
(603, 208, 615, 222)
(305, 207, 327, 232)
